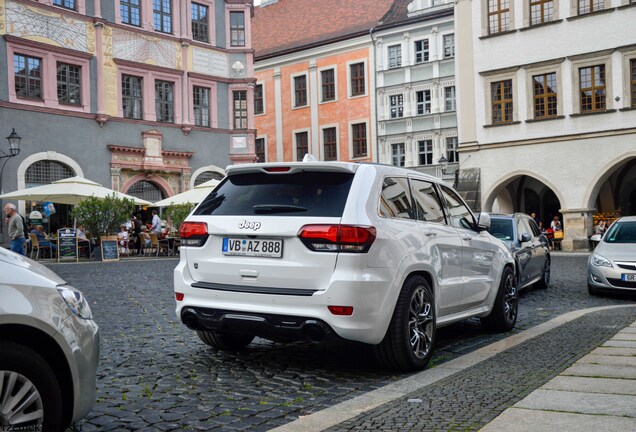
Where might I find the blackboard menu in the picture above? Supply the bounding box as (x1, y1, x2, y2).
(100, 236, 119, 262)
(57, 228, 78, 262)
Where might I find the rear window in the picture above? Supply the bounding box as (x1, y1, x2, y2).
(489, 218, 514, 241)
(194, 171, 354, 217)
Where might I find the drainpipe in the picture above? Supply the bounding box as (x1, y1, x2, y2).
(370, 26, 379, 164)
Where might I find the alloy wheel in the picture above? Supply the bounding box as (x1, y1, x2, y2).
(503, 272, 518, 324)
(0, 371, 44, 427)
(409, 286, 434, 359)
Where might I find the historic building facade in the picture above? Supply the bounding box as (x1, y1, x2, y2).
(0, 0, 256, 236)
(456, 0, 636, 250)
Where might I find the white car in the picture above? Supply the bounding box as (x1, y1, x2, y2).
(174, 161, 516, 371)
(0, 247, 99, 431)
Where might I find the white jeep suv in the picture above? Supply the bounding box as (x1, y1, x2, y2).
(174, 161, 516, 371)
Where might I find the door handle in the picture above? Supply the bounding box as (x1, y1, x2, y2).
(424, 231, 437, 237)
(462, 235, 473, 241)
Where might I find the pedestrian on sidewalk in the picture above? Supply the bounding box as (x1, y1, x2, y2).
(4, 203, 25, 255)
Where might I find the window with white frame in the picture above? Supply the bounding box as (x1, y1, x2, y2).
(446, 136, 458, 163)
(233, 90, 247, 129)
(193, 86, 210, 127)
(350, 62, 365, 97)
(415, 39, 429, 63)
(192, 2, 209, 43)
(153, 0, 172, 34)
(491, 79, 513, 124)
(388, 45, 402, 68)
(578, 0, 603, 14)
(488, 0, 510, 34)
(14, 54, 42, 100)
(254, 83, 264, 115)
(390, 95, 404, 119)
(57, 62, 81, 105)
(417, 90, 431, 115)
(445, 86, 456, 111)
(532, 72, 557, 118)
(321, 68, 335, 102)
(295, 132, 308, 161)
(352, 123, 367, 158)
(418, 140, 433, 165)
(443, 34, 455, 58)
(323, 127, 337, 161)
(255, 137, 265, 162)
(121, 0, 141, 26)
(579, 65, 606, 112)
(392, 143, 405, 167)
(294, 75, 307, 107)
(530, 0, 553, 25)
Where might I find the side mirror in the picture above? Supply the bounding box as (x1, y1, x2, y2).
(476, 212, 491, 231)
(520, 232, 532, 243)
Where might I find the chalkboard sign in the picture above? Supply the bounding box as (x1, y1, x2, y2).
(57, 228, 78, 262)
(100, 236, 120, 262)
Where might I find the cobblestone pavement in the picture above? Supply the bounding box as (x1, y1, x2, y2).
(45, 254, 636, 431)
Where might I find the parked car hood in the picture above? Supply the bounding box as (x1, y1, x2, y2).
(595, 242, 636, 262)
(0, 247, 67, 286)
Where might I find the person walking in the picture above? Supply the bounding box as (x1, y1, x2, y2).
(4, 203, 25, 255)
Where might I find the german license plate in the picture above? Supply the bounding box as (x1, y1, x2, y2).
(222, 238, 283, 258)
(621, 274, 636, 282)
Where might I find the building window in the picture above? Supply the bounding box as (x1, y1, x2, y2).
(417, 90, 431, 115)
(153, 0, 172, 34)
(255, 138, 265, 162)
(53, 0, 76, 10)
(445, 86, 456, 111)
(578, 0, 603, 15)
(579, 65, 606, 112)
(230, 11, 245, 47)
(294, 75, 307, 107)
(321, 69, 335, 102)
(323, 127, 337, 161)
(533, 72, 557, 119)
(415, 39, 429, 63)
(631, 59, 636, 109)
(352, 123, 367, 158)
(233, 90, 247, 129)
(193, 86, 210, 127)
(418, 140, 433, 165)
(121, 0, 141, 26)
(57, 62, 81, 106)
(194, 170, 224, 186)
(14, 54, 42, 100)
(295, 132, 308, 161)
(446, 136, 458, 163)
(390, 95, 404, 119)
(128, 180, 164, 203)
(491, 79, 513, 124)
(350, 62, 365, 97)
(155, 80, 174, 123)
(530, 0, 553, 25)
(254, 83, 264, 115)
(488, 0, 510, 34)
(122, 75, 143, 119)
(388, 45, 402, 68)
(392, 143, 405, 167)
(443, 34, 455, 58)
(192, 3, 209, 42)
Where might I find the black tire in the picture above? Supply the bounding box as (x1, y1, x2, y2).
(374, 275, 436, 372)
(481, 266, 517, 332)
(535, 258, 551, 289)
(197, 330, 255, 350)
(0, 341, 65, 432)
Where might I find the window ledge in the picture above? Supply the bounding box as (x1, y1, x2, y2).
(483, 121, 522, 128)
(519, 19, 563, 32)
(619, 107, 634, 112)
(526, 115, 565, 123)
(479, 29, 517, 40)
(570, 109, 617, 117)
(618, 3, 636, 11)
(566, 8, 616, 22)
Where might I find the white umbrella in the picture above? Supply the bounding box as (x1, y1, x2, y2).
(0, 176, 152, 206)
(153, 179, 220, 207)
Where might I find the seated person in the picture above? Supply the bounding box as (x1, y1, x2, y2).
(77, 226, 94, 258)
(118, 225, 130, 255)
(141, 226, 151, 250)
(33, 225, 57, 254)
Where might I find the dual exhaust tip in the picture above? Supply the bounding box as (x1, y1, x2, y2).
(181, 308, 328, 343)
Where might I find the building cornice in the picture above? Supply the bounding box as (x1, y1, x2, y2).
(3, 35, 94, 59)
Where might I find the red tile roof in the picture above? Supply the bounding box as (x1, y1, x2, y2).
(253, 0, 398, 59)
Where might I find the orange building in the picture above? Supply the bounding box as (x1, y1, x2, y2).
(252, 0, 398, 163)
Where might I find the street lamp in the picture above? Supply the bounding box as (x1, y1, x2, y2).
(438, 155, 459, 188)
(1, 128, 22, 196)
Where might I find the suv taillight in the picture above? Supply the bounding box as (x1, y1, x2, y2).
(180, 222, 208, 247)
(297, 225, 376, 253)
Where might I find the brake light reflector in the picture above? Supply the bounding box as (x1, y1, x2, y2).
(297, 225, 376, 253)
(180, 222, 208, 247)
(175, 292, 184, 301)
(264, 167, 291, 172)
(328, 306, 354, 316)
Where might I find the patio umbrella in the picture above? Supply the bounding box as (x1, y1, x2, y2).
(153, 179, 220, 207)
(0, 176, 152, 206)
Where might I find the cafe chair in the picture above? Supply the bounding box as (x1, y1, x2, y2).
(29, 233, 52, 260)
(149, 233, 160, 257)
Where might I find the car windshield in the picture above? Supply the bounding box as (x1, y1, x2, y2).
(604, 221, 636, 244)
(488, 218, 514, 241)
(194, 171, 354, 217)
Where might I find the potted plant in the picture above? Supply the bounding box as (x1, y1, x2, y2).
(165, 202, 195, 236)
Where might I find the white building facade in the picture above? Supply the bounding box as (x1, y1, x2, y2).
(456, 0, 636, 250)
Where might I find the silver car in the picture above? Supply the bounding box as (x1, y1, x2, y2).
(588, 216, 636, 295)
(0, 247, 99, 431)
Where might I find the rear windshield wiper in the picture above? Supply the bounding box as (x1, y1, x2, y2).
(252, 204, 308, 214)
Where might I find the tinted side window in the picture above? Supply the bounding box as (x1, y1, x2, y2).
(438, 185, 475, 230)
(379, 177, 413, 220)
(194, 171, 353, 216)
(527, 218, 542, 237)
(410, 179, 445, 223)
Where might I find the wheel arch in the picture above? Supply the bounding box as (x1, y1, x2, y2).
(0, 324, 74, 428)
